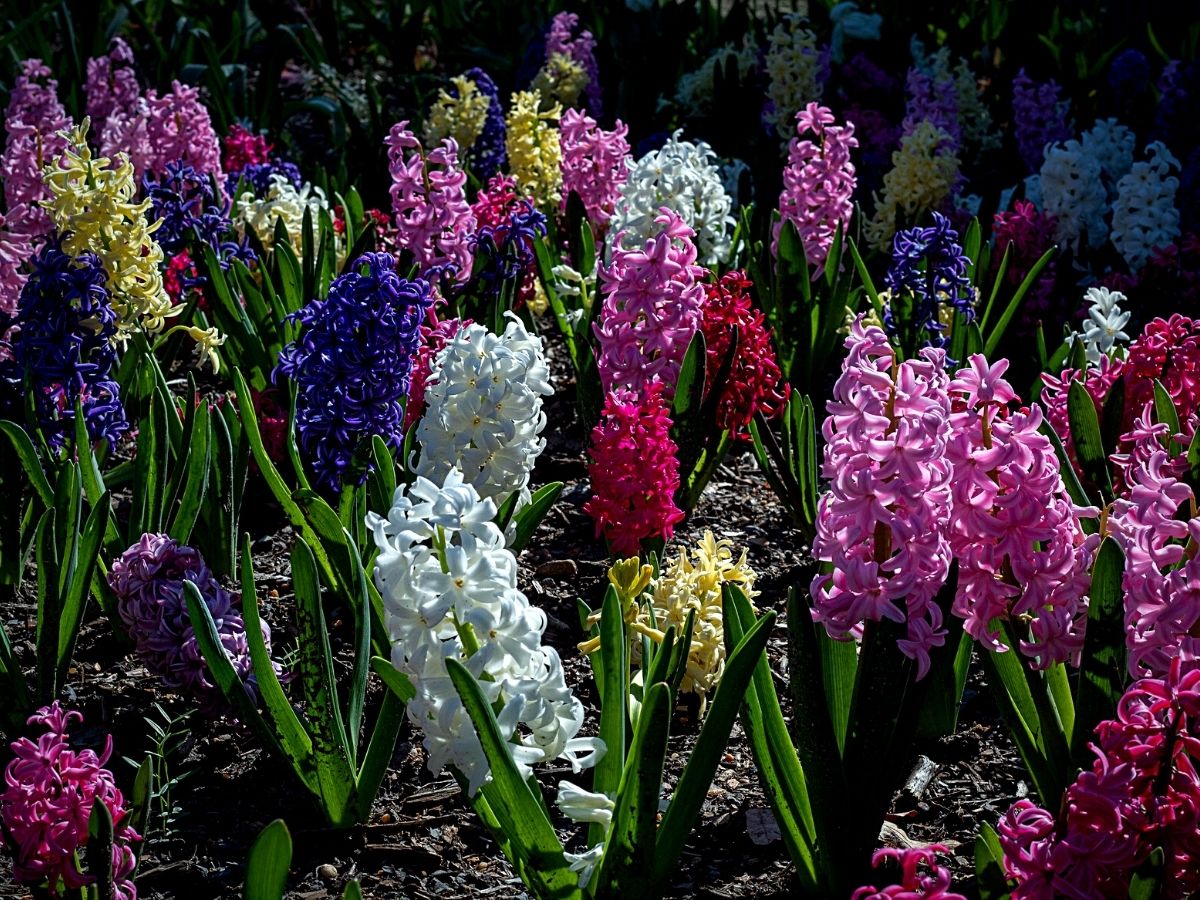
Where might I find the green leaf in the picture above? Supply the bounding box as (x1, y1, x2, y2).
(1071, 538, 1127, 764)
(974, 824, 1011, 900)
(984, 248, 1055, 357)
(1067, 380, 1112, 501)
(819, 626, 858, 755)
(86, 797, 116, 900)
(444, 658, 578, 898)
(509, 482, 563, 553)
(589, 585, 627, 847)
(244, 819, 292, 900)
(354, 687, 405, 822)
(342, 882, 364, 900)
(34, 508, 58, 703)
(370, 656, 417, 702)
(0, 420, 53, 506)
(168, 403, 211, 544)
(56, 493, 110, 693)
(1152, 379, 1182, 454)
(672, 329, 708, 420)
(652, 609, 776, 889)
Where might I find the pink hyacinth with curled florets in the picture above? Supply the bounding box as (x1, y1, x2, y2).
(1107, 405, 1200, 677)
(559, 108, 629, 232)
(100, 80, 223, 181)
(594, 207, 707, 400)
(385, 120, 475, 284)
(585, 384, 685, 555)
(773, 103, 857, 272)
(851, 845, 966, 899)
(1, 59, 71, 239)
(1, 703, 139, 899)
(0, 204, 37, 316)
(998, 658, 1200, 899)
(545, 11, 602, 114)
(810, 319, 953, 679)
(84, 38, 140, 135)
(945, 355, 1098, 668)
(222, 123, 273, 172)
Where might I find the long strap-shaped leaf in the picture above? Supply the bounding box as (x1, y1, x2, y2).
(244, 819, 292, 900)
(444, 657, 581, 900)
(588, 585, 626, 848)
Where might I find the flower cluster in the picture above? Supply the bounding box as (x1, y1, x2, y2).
(594, 208, 707, 399)
(368, 469, 600, 795)
(1, 240, 127, 448)
(386, 120, 476, 282)
(222, 123, 272, 172)
(0, 205, 36, 316)
(1107, 410, 1200, 677)
(1034, 140, 1108, 251)
(851, 845, 965, 900)
(559, 108, 630, 232)
(811, 320, 953, 678)
(1068, 286, 1131, 364)
(865, 121, 960, 251)
(424, 74, 492, 154)
(945, 356, 1096, 667)
(586, 384, 685, 555)
(276, 254, 434, 490)
(1082, 117, 1136, 187)
(222, 125, 302, 199)
(2, 59, 70, 239)
(773, 102, 857, 269)
(764, 13, 825, 140)
(1011, 69, 1074, 172)
(1111, 141, 1181, 270)
(638, 532, 758, 711)
(505, 90, 563, 210)
(144, 160, 251, 266)
(884, 211, 974, 351)
(544, 11, 602, 114)
(235, 173, 330, 255)
(531, 53, 590, 110)
(903, 63, 961, 153)
(470, 199, 547, 305)
(698, 270, 789, 436)
(1, 704, 139, 899)
(991, 200, 1059, 334)
(609, 130, 734, 266)
(109, 533, 279, 709)
(84, 38, 140, 136)
(999, 659, 1200, 898)
(42, 122, 179, 339)
(461, 68, 507, 178)
(414, 314, 553, 509)
(99, 80, 223, 182)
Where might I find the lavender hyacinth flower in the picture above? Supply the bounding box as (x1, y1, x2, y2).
(464, 67, 507, 179)
(884, 212, 973, 354)
(0, 239, 127, 449)
(1012, 69, 1073, 172)
(275, 253, 435, 491)
(109, 534, 277, 712)
(470, 200, 547, 299)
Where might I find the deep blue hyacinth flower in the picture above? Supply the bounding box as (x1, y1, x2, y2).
(274, 253, 435, 491)
(144, 161, 256, 275)
(471, 201, 547, 300)
(226, 158, 304, 198)
(464, 67, 507, 179)
(0, 238, 127, 449)
(884, 212, 973, 353)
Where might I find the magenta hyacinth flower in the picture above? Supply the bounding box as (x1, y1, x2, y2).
(773, 102, 857, 272)
(810, 319, 953, 678)
(1, 704, 139, 899)
(851, 844, 966, 899)
(108, 533, 278, 711)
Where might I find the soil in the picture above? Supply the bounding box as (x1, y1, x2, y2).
(0, 326, 1025, 899)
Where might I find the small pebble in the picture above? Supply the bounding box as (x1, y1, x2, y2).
(535, 559, 578, 578)
(317, 864, 338, 882)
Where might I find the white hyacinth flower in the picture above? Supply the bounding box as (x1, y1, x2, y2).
(1038, 140, 1108, 252)
(608, 130, 734, 266)
(1067, 286, 1131, 365)
(555, 781, 616, 826)
(414, 312, 553, 512)
(1110, 141, 1181, 271)
(1081, 117, 1136, 187)
(564, 844, 605, 890)
(368, 469, 602, 796)
(236, 173, 336, 258)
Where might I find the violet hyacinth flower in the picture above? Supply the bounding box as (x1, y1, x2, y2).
(1011, 69, 1073, 172)
(463, 67, 507, 179)
(1, 703, 139, 899)
(109, 533, 277, 711)
(884, 212, 973, 354)
(275, 253, 435, 490)
(0, 239, 127, 449)
(470, 200, 547, 301)
(144, 160, 255, 269)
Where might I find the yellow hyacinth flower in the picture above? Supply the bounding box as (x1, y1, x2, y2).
(531, 53, 589, 110)
(864, 121, 961, 251)
(41, 119, 180, 339)
(423, 75, 491, 152)
(505, 89, 562, 209)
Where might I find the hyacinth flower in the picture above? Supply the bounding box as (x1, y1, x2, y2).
(385, 120, 475, 284)
(0, 204, 36, 317)
(1011, 69, 1074, 173)
(84, 37, 140, 137)
(1111, 141, 1182, 271)
(773, 102, 858, 272)
(222, 124, 303, 199)
(851, 845, 965, 900)
(991, 200, 1059, 335)
(698, 270, 789, 437)
(423, 73, 491, 154)
(558, 108, 630, 233)
(764, 13, 825, 140)
(810, 319, 953, 679)
(1035, 139, 1108, 252)
(531, 53, 590, 110)
(883, 211, 974, 355)
(99, 79, 223, 183)
(1067, 286, 1131, 364)
(998, 659, 1200, 898)
(864, 121, 961, 251)
(109, 533, 280, 711)
(414, 313, 552, 509)
(234, 173, 331, 257)
(461, 68, 506, 178)
(586, 384, 685, 555)
(469, 196, 547, 306)
(1, 703, 139, 899)
(505, 90, 563, 211)
(609, 130, 734, 267)
(403, 314, 466, 434)
(0, 239, 128, 449)
(593, 207, 707, 400)
(144, 160, 255, 268)
(222, 122, 272, 172)
(276, 253, 434, 491)
(902, 65, 961, 154)
(1, 58, 71, 239)
(945, 356, 1097, 668)
(368, 468, 601, 795)
(544, 11, 602, 114)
